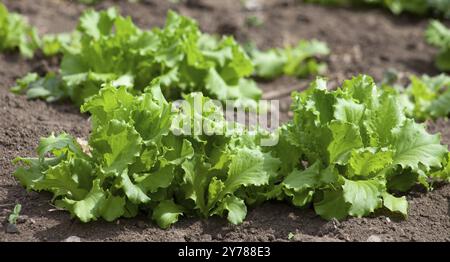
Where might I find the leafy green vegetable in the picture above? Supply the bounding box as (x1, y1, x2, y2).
(276, 75, 449, 220)
(245, 16, 264, 27)
(306, 0, 450, 18)
(0, 3, 40, 58)
(13, 8, 329, 108)
(426, 20, 450, 72)
(246, 40, 329, 79)
(11, 72, 65, 102)
(41, 32, 79, 57)
(13, 82, 279, 227)
(12, 8, 262, 107)
(13, 75, 449, 227)
(152, 200, 184, 229)
(383, 73, 450, 120)
(8, 204, 22, 225)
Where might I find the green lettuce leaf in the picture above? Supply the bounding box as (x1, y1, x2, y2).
(246, 40, 329, 79)
(0, 3, 40, 57)
(13, 75, 449, 227)
(426, 20, 450, 71)
(11, 9, 264, 107)
(283, 75, 449, 220)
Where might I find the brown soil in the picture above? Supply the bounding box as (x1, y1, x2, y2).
(0, 0, 449, 242)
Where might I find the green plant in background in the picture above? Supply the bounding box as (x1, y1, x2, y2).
(40, 32, 79, 57)
(245, 40, 330, 79)
(381, 71, 450, 120)
(11, 8, 329, 109)
(426, 20, 450, 72)
(11, 8, 261, 108)
(403, 74, 450, 120)
(0, 3, 40, 58)
(305, 0, 450, 18)
(245, 15, 264, 27)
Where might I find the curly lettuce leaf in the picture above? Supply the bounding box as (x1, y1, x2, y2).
(12, 9, 265, 107)
(282, 75, 449, 220)
(0, 3, 40, 57)
(246, 40, 329, 79)
(426, 20, 450, 72)
(12, 76, 449, 227)
(13, 83, 280, 228)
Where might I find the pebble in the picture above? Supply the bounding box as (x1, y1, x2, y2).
(63, 236, 82, 242)
(366, 235, 383, 242)
(17, 215, 28, 224)
(331, 218, 340, 229)
(342, 54, 352, 64)
(5, 223, 19, 234)
(244, 0, 262, 11)
(201, 234, 212, 241)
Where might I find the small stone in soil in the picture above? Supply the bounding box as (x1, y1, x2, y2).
(244, 0, 262, 11)
(16, 215, 28, 224)
(366, 235, 383, 242)
(6, 223, 19, 234)
(331, 218, 340, 228)
(0, 209, 10, 216)
(63, 236, 82, 242)
(201, 234, 212, 241)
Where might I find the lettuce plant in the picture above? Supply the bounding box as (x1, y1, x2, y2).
(426, 20, 450, 72)
(14, 82, 279, 228)
(12, 9, 260, 107)
(14, 76, 450, 227)
(0, 3, 40, 58)
(276, 75, 449, 219)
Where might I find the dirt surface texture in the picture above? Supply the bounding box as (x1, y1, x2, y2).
(0, 0, 449, 242)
